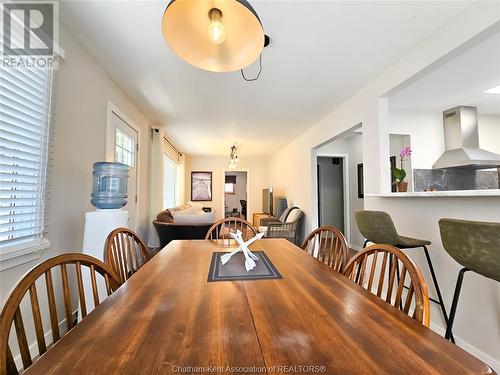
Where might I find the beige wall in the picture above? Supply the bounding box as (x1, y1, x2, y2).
(1, 24, 153, 357)
(269, 4, 500, 371)
(184, 155, 269, 222)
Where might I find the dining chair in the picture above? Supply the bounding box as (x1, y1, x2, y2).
(355, 210, 450, 337)
(0, 253, 120, 375)
(205, 217, 258, 246)
(104, 227, 151, 285)
(301, 226, 349, 272)
(343, 244, 430, 326)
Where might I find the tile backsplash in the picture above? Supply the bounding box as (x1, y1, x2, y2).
(413, 168, 500, 191)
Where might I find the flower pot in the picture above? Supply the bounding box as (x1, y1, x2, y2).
(397, 182, 408, 192)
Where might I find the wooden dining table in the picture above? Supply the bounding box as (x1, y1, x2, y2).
(24, 239, 494, 374)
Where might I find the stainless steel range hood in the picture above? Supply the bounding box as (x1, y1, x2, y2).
(433, 106, 500, 169)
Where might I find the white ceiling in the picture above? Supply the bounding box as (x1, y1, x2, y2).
(389, 29, 500, 115)
(60, 0, 475, 155)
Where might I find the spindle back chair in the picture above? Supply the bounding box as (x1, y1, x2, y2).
(104, 227, 150, 284)
(205, 217, 258, 246)
(0, 253, 120, 375)
(343, 244, 430, 326)
(301, 226, 349, 272)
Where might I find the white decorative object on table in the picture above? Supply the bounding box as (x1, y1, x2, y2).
(221, 230, 264, 272)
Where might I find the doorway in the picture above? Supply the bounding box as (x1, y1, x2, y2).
(224, 171, 248, 220)
(106, 102, 140, 230)
(317, 157, 345, 233)
(311, 125, 364, 247)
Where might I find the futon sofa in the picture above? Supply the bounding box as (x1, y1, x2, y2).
(153, 203, 215, 248)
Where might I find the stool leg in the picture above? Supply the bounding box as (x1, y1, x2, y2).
(355, 240, 370, 283)
(445, 268, 469, 340)
(422, 246, 454, 343)
(395, 261, 403, 310)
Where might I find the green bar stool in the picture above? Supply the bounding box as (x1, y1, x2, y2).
(355, 210, 453, 341)
(439, 218, 500, 341)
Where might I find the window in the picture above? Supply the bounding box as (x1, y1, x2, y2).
(0, 65, 53, 253)
(115, 128, 135, 167)
(224, 183, 235, 194)
(224, 175, 236, 194)
(163, 155, 177, 209)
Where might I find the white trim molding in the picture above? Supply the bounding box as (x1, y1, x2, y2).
(0, 237, 50, 271)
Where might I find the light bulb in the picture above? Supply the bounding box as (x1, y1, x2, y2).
(208, 8, 225, 45)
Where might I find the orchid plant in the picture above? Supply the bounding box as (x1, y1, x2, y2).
(392, 146, 412, 183)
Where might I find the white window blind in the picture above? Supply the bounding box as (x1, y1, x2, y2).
(163, 154, 176, 209)
(0, 63, 53, 249)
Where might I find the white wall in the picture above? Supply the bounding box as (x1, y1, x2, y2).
(269, 4, 500, 370)
(1, 24, 153, 360)
(478, 114, 500, 154)
(184, 155, 269, 222)
(389, 108, 444, 169)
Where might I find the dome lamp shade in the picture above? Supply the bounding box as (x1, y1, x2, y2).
(162, 0, 265, 72)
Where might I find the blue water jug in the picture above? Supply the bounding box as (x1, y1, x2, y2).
(91, 162, 129, 209)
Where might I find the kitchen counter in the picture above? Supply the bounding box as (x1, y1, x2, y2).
(365, 190, 500, 197)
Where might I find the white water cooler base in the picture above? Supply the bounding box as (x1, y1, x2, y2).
(79, 209, 128, 320)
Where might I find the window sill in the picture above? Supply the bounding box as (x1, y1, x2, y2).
(0, 238, 51, 271)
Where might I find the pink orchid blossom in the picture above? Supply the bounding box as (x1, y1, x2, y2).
(400, 146, 412, 160)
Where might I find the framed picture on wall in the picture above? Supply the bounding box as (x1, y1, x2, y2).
(357, 163, 364, 198)
(191, 171, 212, 201)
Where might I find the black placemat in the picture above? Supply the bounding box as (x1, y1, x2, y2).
(208, 251, 282, 282)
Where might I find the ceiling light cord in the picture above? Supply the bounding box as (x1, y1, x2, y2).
(240, 53, 262, 82)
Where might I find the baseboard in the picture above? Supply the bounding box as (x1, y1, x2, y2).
(349, 243, 364, 251)
(430, 322, 500, 373)
(13, 309, 78, 369)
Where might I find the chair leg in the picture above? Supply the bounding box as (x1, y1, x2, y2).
(422, 246, 454, 343)
(445, 268, 469, 341)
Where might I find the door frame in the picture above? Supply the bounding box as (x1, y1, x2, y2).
(105, 101, 141, 230)
(221, 168, 250, 221)
(313, 152, 350, 244)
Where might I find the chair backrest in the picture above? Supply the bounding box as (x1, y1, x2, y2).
(343, 244, 430, 326)
(240, 200, 247, 217)
(0, 253, 120, 375)
(301, 226, 349, 272)
(439, 218, 500, 282)
(104, 227, 150, 284)
(354, 210, 400, 245)
(205, 217, 258, 245)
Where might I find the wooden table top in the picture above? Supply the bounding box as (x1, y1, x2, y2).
(24, 239, 494, 374)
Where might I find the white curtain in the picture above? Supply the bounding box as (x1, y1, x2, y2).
(148, 130, 184, 248)
(148, 129, 164, 247)
(176, 154, 185, 205)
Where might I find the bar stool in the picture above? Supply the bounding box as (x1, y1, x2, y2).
(355, 210, 453, 341)
(439, 218, 500, 341)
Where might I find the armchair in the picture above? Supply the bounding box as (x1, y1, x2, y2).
(258, 207, 304, 245)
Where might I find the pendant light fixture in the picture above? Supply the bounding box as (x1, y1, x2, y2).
(162, 0, 269, 73)
(229, 145, 238, 170)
